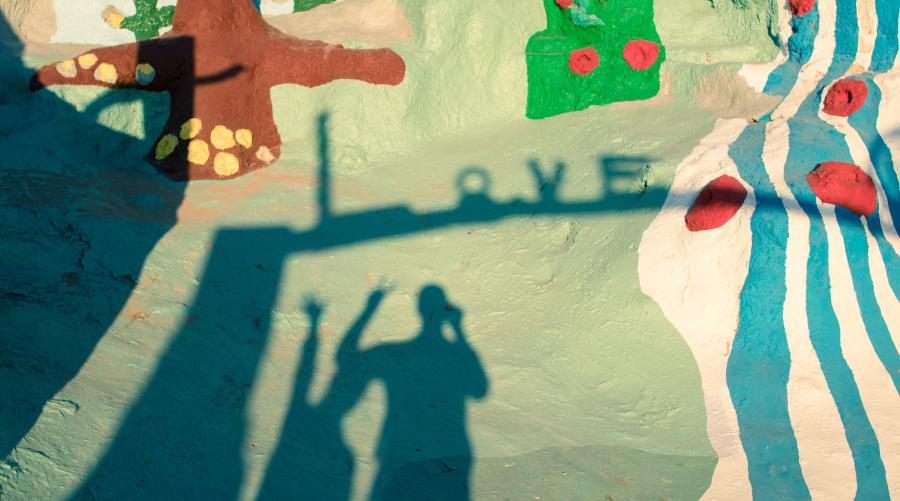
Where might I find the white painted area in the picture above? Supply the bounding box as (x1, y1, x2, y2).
(639, 118, 754, 500)
(44, 0, 362, 46)
(51, 0, 135, 45)
(820, 203, 900, 497)
(260, 0, 295, 16)
(854, 0, 876, 71)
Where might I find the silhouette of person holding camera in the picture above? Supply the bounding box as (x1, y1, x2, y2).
(333, 284, 489, 500)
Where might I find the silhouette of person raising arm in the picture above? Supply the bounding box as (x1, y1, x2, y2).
(334, 285, 489, 500)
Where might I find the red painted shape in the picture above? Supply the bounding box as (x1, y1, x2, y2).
(569, 47, 599, 76)
(623, 40, 660, 70)
(823, 79, 868, 117)
(790, 0, 816, 15)
(806, 161, 877, 216)
(685, 175, 748, 232)
(556, 0, 573, 7)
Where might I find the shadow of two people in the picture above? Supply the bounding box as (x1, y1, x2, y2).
(259, 285, 488, 500)
(72, 266, 488, 501)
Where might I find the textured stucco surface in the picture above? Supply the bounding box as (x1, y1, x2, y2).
(0, 0, 783, 499)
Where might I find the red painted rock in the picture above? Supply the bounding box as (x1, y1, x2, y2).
(790, 0, 816, 16)
(685, 175, 748, 232)
(556, 0, 573, 7)
(823, 79, 868, 117)
(569, 47, 599, 76)
(623, 40, 660, 70)
(806, 161, 877, 216)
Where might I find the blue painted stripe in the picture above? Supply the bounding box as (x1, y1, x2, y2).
(836, 209, 900, 392)
(871, 0, 900, 72)
(766, 9, 821, 96)
(725, 6, 820, 499)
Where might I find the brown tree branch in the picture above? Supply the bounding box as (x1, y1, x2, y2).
(263, 34, 405, 88)
(30, 36, 191, 92)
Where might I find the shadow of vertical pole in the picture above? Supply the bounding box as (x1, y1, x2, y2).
(69, 36, 274, 501)
(318, 113, 333, 223)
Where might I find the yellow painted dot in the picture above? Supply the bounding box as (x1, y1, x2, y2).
(94, 63, 118, 84)
(135, 63, 156, 85)
(255, 146, 275, 164)
(56, 60, 77, 78)
(210, 125, 236, 150)
(102, 6, 125, 29)
(77, 53, 98, 70)
(179, 118, 202, 140)
(214, 152, 240, 177)
(155, 134, 178, 160)
(187, 139, 210, 165)
(235, 129, 253, 149)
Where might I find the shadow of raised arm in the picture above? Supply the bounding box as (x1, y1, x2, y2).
(336, 288, 387, 366)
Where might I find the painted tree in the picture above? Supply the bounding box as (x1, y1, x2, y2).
(526, 0, 665, 118)
(31, 0, 405, 180)
(104, 0, 340, 41)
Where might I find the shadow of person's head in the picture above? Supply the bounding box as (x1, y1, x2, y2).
(418, 283, 453, 324)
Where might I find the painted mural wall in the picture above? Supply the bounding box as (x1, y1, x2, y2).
(0, 0, 896, 500)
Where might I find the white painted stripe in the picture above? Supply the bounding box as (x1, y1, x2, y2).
(820, 203, 900, 497)
(856, 0, 877, 71)
(769, 0, 838, 122)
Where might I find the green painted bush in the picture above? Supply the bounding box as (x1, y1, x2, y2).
(526, 0, 665, 118)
